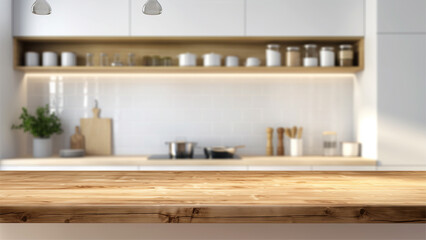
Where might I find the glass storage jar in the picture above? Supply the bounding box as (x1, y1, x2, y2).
(266, 44, 282, 67)
(286, 46, 301, 67)
(323, 131, 338, 156)
(320, 46, 335, 67)
(303, 44, 318, 67)
(339, 44, 354, 66)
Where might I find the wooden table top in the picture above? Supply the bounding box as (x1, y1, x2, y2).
(0, 171, 425, 223)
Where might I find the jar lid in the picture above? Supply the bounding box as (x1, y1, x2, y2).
(340, 44, 353, 50)
(304, 44, 317, 49)
(287, 46, 300, 51)
(320, 46, 335, 51)
(267, 44, 281, 49)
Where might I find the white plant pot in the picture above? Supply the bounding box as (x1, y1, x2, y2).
(33, 138, 53, 158)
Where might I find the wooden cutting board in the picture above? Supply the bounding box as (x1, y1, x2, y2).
(80, 107, 112, 156)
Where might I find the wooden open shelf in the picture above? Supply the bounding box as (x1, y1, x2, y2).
(15, 66, 363, 74)
(14, 37, 364, 74)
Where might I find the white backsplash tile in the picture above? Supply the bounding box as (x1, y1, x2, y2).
(24, 74, 355, 156)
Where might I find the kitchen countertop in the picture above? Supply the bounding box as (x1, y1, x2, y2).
(0, 171, 424, 223)
(0, 156, 376, 166)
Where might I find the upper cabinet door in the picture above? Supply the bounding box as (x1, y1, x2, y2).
(378, 0, 426, 33)
(246, 0, 364, 36)
(13, 0, 130, 36)
(131, 0, 245, 36)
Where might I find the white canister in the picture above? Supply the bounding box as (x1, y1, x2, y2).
(266, 44, 281, 67)
(320, 47, 335, 67)
(342, 142, 362, 157)
(290, 139, 303, 157)
(61, 52, 77, 67)
(203, 53, 222, 67)
(178, 53, 197, 67)
(25, 52, 40, 66)
(225, 56, 239, 67)
(245, 57, 261, 67)
(42, 51, 58, 67)
(303, 58, 318, 67)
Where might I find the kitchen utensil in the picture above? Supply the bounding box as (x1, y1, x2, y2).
(203, 53, 222, 67)
(204, 145, 245, 159)
(290, 139, 303, 157)
(323, 131, 338, 156)
(277, 127, 284, 156)
(178, 53, 197, 67)
(60, 149, 85, 158)
(80, 101, 112, 156)
(71, 126, 85, 150)
(246, 57, 261, 67)
(292, 126, 298, 139)
(285, 128, 292, 138)
(225, 56, 239, 67)
(297, 127, 303, 139)
(166, 141, 197, 159)
(42, 51, 58, 66)
(61, 52, 77, 67)
(266, 44, 281, 67)
(25, 52, 39, 66)
(266, 127, 274, 156)
(342, 142, 361, 157)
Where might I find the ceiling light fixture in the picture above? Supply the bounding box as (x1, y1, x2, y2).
(32, 0, 52, 15)
(143, 0, 162, 15)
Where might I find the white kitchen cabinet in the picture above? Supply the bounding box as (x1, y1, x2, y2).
(130, 0, 245, 36)
(378, 35, 426, 166)
(138, 165, 248, 171)
(311, 166, 376, 171)
(378, 0, 426, 33)
(13, 0, 130, 36)
(247, 166, 311, 171)
(0, 165, 139, 171)
(246, 0, 364, 36)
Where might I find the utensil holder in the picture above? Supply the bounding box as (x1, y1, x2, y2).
(290, 139, 303, 157)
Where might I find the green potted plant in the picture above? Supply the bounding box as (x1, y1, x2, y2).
(12, 105, 63, 158)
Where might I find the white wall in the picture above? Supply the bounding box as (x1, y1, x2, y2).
(354, 0, 378, 160)
(0, 0, 24, 159)
(24, 74, 355, 156)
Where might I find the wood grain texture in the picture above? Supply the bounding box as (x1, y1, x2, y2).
(80, 108, 112, 156)
(70, 126, 85, 150)
(0, 171, 424, 223)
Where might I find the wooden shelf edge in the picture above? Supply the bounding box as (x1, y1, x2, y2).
(16, 66, 363, 74)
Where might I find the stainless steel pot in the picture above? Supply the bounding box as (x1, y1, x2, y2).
(166, 141, 197, 159)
